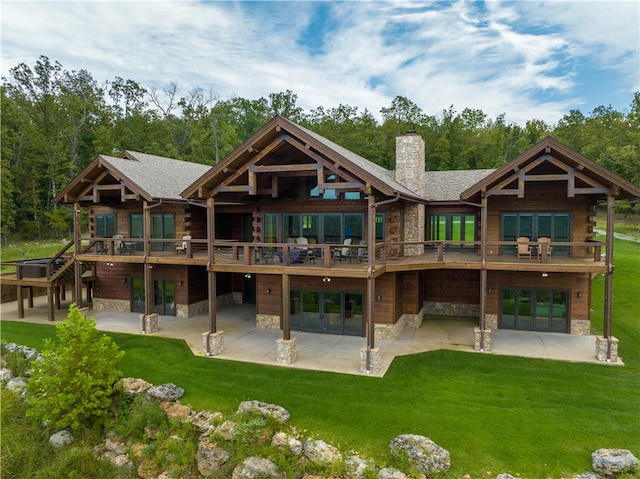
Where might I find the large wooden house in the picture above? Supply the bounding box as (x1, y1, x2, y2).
(24, 115, 640, 371)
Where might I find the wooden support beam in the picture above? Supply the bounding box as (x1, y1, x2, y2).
(48, 287, 55, 321)
(17, 286, 24, 318)
(282, 274, 290, 341)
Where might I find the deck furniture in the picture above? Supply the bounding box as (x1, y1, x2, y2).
(516, 237, 532, 260)
(537, 237, 553, 262)
(176, 234, 192, 254)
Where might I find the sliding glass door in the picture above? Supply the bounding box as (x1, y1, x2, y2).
(501, 288, 568, 332)
(290, 290, 364, 336)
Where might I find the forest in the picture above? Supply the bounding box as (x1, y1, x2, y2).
(2, 55, 639, 239)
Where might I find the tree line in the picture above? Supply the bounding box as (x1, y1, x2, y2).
(2, 55, 639, 239)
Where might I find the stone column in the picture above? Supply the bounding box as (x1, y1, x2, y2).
(360, 347, 381, 374)
(395, 133, 425, 256)
(140, 313, 159, 333)
(202, 331, 225, 356)
(595, 336, 619, 362)
(276, 337, 297, 364)
(474, 327, 491, 351)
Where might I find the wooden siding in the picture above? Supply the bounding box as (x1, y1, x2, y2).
(486, 183, 594, 257)
(424, 270, 480, 304)
(402, 271, 421, 314)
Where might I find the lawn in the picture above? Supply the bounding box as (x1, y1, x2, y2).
(2, 238, 639, 478)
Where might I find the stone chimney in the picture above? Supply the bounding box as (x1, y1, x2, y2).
(395, 132, 425, 256)
(395, 131, 425, 197)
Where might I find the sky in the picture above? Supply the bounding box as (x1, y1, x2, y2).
(1, 0, 638, 126)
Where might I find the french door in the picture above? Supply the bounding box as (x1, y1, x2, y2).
(130, 278, 175, 316)
(501, 288, 568, 332)
(290, 290, 364, 336)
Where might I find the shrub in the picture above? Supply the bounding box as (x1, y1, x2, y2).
(26, 304, 125, 431)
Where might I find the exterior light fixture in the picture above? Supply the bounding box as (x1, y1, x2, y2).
(577, 291, 582, 298)
(245, 273, 251, 279)
(376, 295, 382, 302)
(178, 280, 183, 287)
(266, 288, 271, 294)
(542, 272, 548, 278)
(322, 276, 331, 283)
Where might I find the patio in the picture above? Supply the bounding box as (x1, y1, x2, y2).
(0, 294, 618, 377)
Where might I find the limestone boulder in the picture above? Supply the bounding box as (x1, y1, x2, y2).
(6, 377, 28, 396)
(145, 383, 185, 402)
(271, 431, 302, 455)
(160, 401, 192, 420)
(303, 439, 343, 465)
(215, 419, 237, 440)
(389, 434, 450, 476)
(345, 455, 375, 478)
(49, 430, 74, 448)
(231, 456, 284, 479)
(0, 368, 13, 381)
(237, 400, 291, 424)
(378, 467, 409, 479)
(189, 409, 223, 434)
(592, 449, 639, 476)
(197, 438, 230, 476)
(119, 377, 153, 397)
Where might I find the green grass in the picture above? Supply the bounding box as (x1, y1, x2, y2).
(2, 239, 639, 478)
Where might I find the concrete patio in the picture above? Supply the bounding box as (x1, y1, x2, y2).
(0, 293, 621, 376)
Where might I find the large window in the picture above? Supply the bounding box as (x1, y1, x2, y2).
(130, 214, 144, 250)
(501, 288, 568, 332)
(427, 214, 476, 250)
(502, 212, 570, 254)
(95, 214, 116, 238)
(151, 213, 174, 251)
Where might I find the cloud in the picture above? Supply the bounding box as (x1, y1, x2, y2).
(1, 0, 637, 126)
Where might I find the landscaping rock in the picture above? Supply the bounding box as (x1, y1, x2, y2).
(237, 400, 291, 424)
(49, 430, 74, 448)
(232, 456, 284, 479)
(378, 467, 409, 479)
(389, 434, 450, 476)
(345, 455, 375, 478)
(119, 377, 153, 397)
(271, 431, 302, 455)
(189, 409, 223, 434)
(571, 473, 604, 479)
(215, 419, 237, 440)
(145, 383, 184, 402)
(6, 377, 28, 396)
(495, 474, 521, 479)
(197, 438, 230, 476)
(592, 448, 639, 476)
(0, 368, 13, 381)
(160, 400, 192, 420)
(303, 439, 343, 465)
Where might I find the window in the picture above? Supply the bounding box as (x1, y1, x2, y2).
(130, 214, 144, 250)
(95, 214, 116, 238)
(502, 212, 570, 255)
(150, 213, 174, 251)
(264, 214, 278, 243)
(290, 289, 363, 336)
(427, 214, 476, 250)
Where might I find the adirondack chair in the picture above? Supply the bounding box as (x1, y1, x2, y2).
(334, 238, 353, 261)
(176, 234, 192, 254)
(537, 237, 553, 260)
(516, 237, 532, 260)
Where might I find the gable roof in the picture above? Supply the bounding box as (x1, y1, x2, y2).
(181, 116, 424, 202)
(55, 151, 211, 204)
(461, 136, 640, 202)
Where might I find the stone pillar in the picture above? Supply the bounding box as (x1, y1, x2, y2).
(474, 327, 491, 351)
(360, 347, 381, 374)
(595, 336, 619, 362)
(276, 338, 297, 365)
(202, 331, 225, 356)
(139, 313, 159, 333)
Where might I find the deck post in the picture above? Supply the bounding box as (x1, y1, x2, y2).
(603, 195, 615, 360)
(17, 286, 24, 318)
(282, 274, 290, 341)
(365, 193, 376, 372)
(27, 287, 34, 308)
(73, 202, 83, 307)
(47, 287, 55, 321)
(478, 194, 488, 350)
(204, 197, 218, 355)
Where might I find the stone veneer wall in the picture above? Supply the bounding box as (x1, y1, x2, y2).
(93, 298, 130, 312)
(425, 301, 480, 318)
(484, 314, 498, 330)
(570, 319, 591, 335)
(256, 314, 281, 329)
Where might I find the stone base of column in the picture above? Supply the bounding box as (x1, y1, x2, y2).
(78, 307, 90, 318)
(360, 347, 381, 374)
(474, 327, 491, 351)
(276, 338, 297, 365)
(595, 336, 619, 362)
(139, 313, 159, 333)
(202, 331, 225, 356)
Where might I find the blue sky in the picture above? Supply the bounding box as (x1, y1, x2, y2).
(1, 1, 638, 125)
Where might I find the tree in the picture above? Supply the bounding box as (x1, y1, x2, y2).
(27, 304, 124, 430)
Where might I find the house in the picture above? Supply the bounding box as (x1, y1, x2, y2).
(13, 115, 639, 372)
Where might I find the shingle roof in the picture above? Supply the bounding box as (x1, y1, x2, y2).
(424, 169, 496, 201)
(104, 151, 211, 200)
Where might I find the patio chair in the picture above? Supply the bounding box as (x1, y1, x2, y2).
(537, 237, 553, 260)
(516, 236, 532, 260)
(176, 234, 192, 254)
(357, 240, 368, 262)
(334, 238, 353, 262)
(113, 234, 132, 255)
